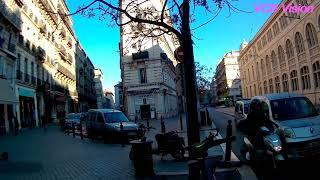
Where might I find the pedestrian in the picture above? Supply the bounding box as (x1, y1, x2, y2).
(41, 115, 47, 132)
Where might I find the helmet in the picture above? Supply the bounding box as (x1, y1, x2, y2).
(249, 99, 263, 114)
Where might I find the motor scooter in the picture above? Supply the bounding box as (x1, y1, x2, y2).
(241, 126, 285, 168)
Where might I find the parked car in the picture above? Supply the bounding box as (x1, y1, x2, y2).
(83, 109, 139, 142)
(251, 93, 320, 160)
(64, 113, 83, 132)
(234, 99, 251, 124)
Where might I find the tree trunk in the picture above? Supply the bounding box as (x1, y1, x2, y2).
(181, 0, 200, 147)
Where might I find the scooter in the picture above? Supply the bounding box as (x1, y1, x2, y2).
(241, 126, 285, 168)
(155, 131, 185, 160)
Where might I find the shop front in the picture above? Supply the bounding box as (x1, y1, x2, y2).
(17, 87, 39, 128)
(0, 78, 19, 134)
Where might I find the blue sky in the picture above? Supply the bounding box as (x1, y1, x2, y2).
(66, 0, 281, 92)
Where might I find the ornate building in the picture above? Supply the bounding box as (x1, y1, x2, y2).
(119, 0, 180, 120)
(239, 0, 320, 105)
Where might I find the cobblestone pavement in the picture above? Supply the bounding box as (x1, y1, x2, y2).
(0, 115, 230, 180)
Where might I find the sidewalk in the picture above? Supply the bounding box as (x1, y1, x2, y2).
(215, 106, 235, 117)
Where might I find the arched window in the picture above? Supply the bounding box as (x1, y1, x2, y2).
(261, 59, 265, 75)
(306, 23, 318, 48)
(282, 73, 289, 92)
(264, 80, 268, 94)
(275, 76, 281, 93)
(278, 46, 285, 64)
(295, 32, 305, 54)
(271, 51, 278, 68)
(286, 39, 295, 59)
(256, 62, 260, 80)
(266, 55, 271, 73)
(313, 61, 320, 88)
(301, 66, 311, 89)
(290, 70, 299, 91)
(296, 0, 308, 6)
(269, 79, 274, 93)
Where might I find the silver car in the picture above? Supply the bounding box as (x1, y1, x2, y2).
(252, 93, 320, 159)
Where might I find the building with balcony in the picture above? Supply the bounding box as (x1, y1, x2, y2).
(75, 43, 96, 112)
(114, 82, 123, 110)
(0, 0, 21, 134)
(94, 69, 104, 109)
(119, 0, 180, 120)
(238, 0, 320, 105)
(0, 0, 95, 133)
(215, 50, 241, 104)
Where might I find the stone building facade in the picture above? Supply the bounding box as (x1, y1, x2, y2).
(215, 51, 241, 103)
(119, 0, 180, 120)
(239, 0, 320, 105)
(0, 0, 96, 133)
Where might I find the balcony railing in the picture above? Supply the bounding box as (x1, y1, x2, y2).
(56, 62, 76, 81)
(0, 1, 21, 30)
(37, 46, 46, 63)
(58, 45, 67, 60)
(8, 43, 16, 54)
(54, 85, 65, 93)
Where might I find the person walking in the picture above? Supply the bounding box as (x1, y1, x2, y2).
(13, 114, 19, 136)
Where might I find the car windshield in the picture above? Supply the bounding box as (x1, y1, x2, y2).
(270, 97, 318, 121)
(66, 114, 81, 120)
(104, 112, 129, 123)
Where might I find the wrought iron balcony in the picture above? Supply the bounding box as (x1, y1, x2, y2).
(8, 43, 16, 54)
(37, 47, 46, 63)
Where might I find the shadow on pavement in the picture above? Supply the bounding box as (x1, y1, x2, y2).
(0, 161, 43, 174)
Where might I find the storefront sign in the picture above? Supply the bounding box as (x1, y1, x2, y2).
(18, 88, 34, 98)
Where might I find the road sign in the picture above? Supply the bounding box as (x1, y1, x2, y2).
(174, 46, 184, 62)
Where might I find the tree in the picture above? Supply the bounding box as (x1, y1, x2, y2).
(195, 62, 213, 103)
(56, 0, 247, 177)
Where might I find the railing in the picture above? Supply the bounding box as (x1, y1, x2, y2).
(54, 85, 65, 93)
(37, 46, 46, 63)
(8, 43, 16, 54)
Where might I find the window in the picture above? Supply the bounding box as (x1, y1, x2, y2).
(275, 76, 281, 93)
(282, 74, 289, 92)
(139, 68, 147, 84)
(262, 36, 267, 46)
(267, 29, 273, 42)
(31, 62, 34, 78)
(256, 62, 260, 80)
(261, 59, 265, 75)
(296, 0, 308, 6)
(17, 53, 21, 71)
(251, 65, 254, 81)
(264, 81, 268, 94)
(266, 55, 271, 73)
(104, 112, 129, 123)
(257, 41, 262, 50)
(306, 23, 318, 48)
(271, 51, 278, 68)
(301, 66, 311, 89)
(280, 15, 288, 30)
(313, 61, 320, 88)
(269, 79, 274, 93)
(24, 58, 28, 74)
(259, 83, 262, 95)
(0, 56, 4, 77)
(286, 39, 295, 59)
(295, 32, 305, 54)
(254, 84, 257, 96)
(278, 46, 285, 64)
(273, 22, 280, 36)
(290, 70, 299, 91)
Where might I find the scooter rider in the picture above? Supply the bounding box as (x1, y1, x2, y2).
(237, 99, 274, 148)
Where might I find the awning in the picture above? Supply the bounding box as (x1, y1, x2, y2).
(0, 79, 18, 104)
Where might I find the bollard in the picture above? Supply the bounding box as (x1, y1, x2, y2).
(147, 118, 150, 129)
(160, 116, 165, 133)
(120, 121, 125, 147)
(180, 115, 183, 131)
(225, 120, 232, 161)
(72, 122, 75, 138)
(80, 123, 83, 140)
